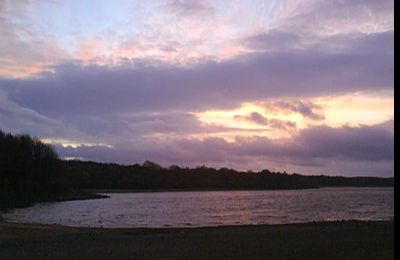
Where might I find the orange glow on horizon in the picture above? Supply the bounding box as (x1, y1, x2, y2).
(195, 93, 393, 140)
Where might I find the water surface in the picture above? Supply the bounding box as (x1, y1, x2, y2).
(2, 187, 393, 228)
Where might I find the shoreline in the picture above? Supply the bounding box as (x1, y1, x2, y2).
(87, 186, 394, 198)
(0, 220, 394, 259)
(0, 218, 393, 230)
(0, 217, 394, 230)
(89, 186, 394, 193)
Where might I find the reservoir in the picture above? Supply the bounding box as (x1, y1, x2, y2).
(2, 187, 393, 228)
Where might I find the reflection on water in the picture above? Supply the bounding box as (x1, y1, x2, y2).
(2, 187, 393, 228)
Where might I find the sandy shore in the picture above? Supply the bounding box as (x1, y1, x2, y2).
(0, 220, 393, 260)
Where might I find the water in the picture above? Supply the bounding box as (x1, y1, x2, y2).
(2, 187, 393, 228)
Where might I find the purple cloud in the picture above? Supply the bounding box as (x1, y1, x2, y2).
(265, 100, 324, 120)
(0, 0, 393, 177)
(234, 112, 269, 126)
(234, 112, 296, 129)
(268, 119, 297, 130)
(56, 122, 394, 176)
(1, 30, 393, 119)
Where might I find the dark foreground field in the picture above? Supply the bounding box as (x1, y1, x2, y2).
(0, 220, 393, 260)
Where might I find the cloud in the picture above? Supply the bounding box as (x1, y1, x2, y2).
(264, 100, 324, 120)
(268, 119, 297, 130)
(234, 124, 393, 162)
(292, 124, 393, 161)
(244, 29, 302, 51)
(0, 0, 394, 177)
(55, 122, 394, 176)
(0, 1, 69, 78)
(1, 30, 393, 119)
(0, 90, 84, 140)
(0, 0, 394, 78)
(164, 0, 214, 17)
(233, 112, 296, 130)
(280, 0, 393, 36)
(234, 112, 269, 126)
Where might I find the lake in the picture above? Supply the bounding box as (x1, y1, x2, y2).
(2, 187, 393, 228)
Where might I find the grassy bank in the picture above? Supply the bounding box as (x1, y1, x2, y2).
(0, 220, 393, 260)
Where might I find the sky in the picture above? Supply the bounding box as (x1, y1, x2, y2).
(0, 0, 394, 176)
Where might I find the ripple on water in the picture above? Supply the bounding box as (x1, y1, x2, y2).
(2, 187, 394, 228)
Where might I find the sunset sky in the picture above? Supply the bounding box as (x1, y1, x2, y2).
(0, 0, 393, 176)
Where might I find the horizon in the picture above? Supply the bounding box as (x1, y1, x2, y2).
(0, 0, 394, 177)
(60, 156, 394, 179)
(67, 162, 394, 179)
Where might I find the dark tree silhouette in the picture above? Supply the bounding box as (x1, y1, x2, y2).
(0, 130, 66, 202)
(0, 129, 393, 207)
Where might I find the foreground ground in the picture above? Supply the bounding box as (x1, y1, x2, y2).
(0, 220, 393, 260)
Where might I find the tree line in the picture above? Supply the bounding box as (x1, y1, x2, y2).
(0, 129, 394, 202)
(0, 130, 61, 194)
(60, 160, 393, 190)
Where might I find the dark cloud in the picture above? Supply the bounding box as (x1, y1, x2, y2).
(0, 90, 84, 140)
(268, 119, 297, 130)
(56, 136, 232, 166)
(234, 124, 393, 162)
(265, 100, 324, 120)
(69, 112, 204, 140)
(234, 112, 269, 126)
(244, 30, 302, 51)
(1, 31, 393, 119)
(233, 112, 296, 129)
(292, 124, 394, 161)
(56, 123, 394, 176)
